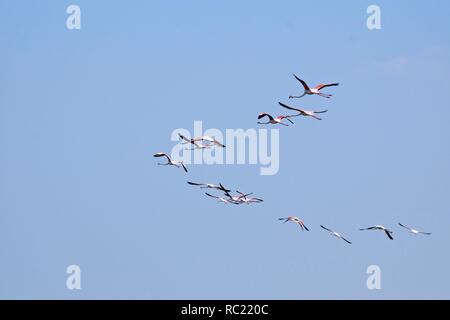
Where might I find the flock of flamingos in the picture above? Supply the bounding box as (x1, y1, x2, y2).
(154, 74, 432, 244)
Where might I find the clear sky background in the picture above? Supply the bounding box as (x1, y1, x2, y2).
(1, 1, 450, 299)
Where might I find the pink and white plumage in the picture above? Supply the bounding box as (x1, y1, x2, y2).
(398, 223, 432, 236)
(279, 216, 309, 231)
(320, 225, 352, 244)
(257, 113, 294, 126)
(205, 192, 240, 204)
(360, 225, 394, 240)
(153, 152, 188, 173)
(289, 74, 339, 99)
(278, 102, 328, 120)
(179, 133, 225, 149)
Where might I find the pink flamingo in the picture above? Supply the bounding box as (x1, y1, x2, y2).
(278, 216, 309, 231)
(289, 74, 339, 99)
(153, 152, 187, 173)
(278, 102, 328, 120)
(257, 113, 294, 126)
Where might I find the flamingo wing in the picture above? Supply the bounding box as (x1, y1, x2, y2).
(320, 225, 333, 232)
(178, 133, 192, 143)
(258, 113, 274, 121)
(341, 236, 352, 244)
(314, 83, 339, 91)
(153, 152, 171, 162)
(237, 191, 253, 199)
(278, 102, 302, 113)
(385, 230, 394, 240)
(187, 181, 204, 186)
(398, 223, 411, 231)
(293, 74, 310, 91)
(218, 183, 231, 193)
(223, 190, 234, 199)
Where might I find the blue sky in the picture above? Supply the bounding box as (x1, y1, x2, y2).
(1, 0, 450, 299)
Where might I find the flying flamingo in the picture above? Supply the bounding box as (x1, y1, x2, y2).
(178, 134, 212, 150)
(187, 181, 231, 193)
(289, 74, 339, 99)
(235, 190, 264, 204)
(360, 225, 394, 240)
(223, 190, 254, 204)
(179, 134, 225, 148)
(398, 223, 432, 236)
(278, 216, 309, 231)
(257, 113, 294, 126)
(153, 152, 187, 173)
(320, 225, 352, 244)
(205, 192, 240, 204)
(192, 136, 226, 148)
(278, 102, 328, 120)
